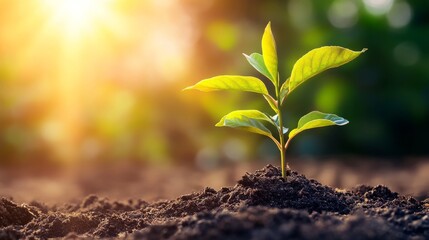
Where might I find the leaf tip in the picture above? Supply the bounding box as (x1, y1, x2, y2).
(264, 22, 274, 36)
(182, 86, 193, 91)
(361, 48, 368, 53)
(215, 116, 226, 127)
(214, 121, 223, 127)
(340, 119, 350, 125)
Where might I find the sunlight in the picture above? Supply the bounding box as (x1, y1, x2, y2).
(40, 0, 115, 39)
(0, 0, 196, 163)
(32, 0, 121, 162)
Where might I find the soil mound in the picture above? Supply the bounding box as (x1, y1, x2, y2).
(0, 198, 35, 228)
(0, 165, 428, 239)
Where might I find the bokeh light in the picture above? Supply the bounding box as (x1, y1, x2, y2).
(363, 0, 394, 15)
(288, 0, 314, 30)
(393, 42, 420, 66)
(328, 0, 359, 29)
(387, 1, 412, 28)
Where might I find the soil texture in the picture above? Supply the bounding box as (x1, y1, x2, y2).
(1, 165, 428, 239)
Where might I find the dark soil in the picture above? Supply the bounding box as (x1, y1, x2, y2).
(1, 165, 428, 239)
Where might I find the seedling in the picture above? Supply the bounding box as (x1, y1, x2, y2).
(185, 22, 366, 178)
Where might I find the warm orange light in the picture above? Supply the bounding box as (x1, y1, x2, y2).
(40, 0, 114, 38)
(2, 0, 196, 163)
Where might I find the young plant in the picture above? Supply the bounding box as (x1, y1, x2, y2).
(185, 22, 366, 178)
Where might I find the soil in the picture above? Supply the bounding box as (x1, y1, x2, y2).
(0, 164, 428, 239)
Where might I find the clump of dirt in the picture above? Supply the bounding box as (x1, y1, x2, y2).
(0, 165, 428, 239)
(0, 198, 36, 228)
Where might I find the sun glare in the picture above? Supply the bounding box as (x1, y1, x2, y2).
(40, 0, 114, 38)
(1, 0, 196, 163)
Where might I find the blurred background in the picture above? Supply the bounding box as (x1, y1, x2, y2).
(0, 0, 428, 202)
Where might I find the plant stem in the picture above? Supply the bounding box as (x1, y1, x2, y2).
(278, 109, 286, 178)
(284, 138, 292, 175)
(276, 79, 286, 178)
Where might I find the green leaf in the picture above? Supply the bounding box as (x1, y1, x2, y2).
(243, 53, 274, 83)
(279, 78, 289, 104)
(289, 111, 349, 139)
(216, 110, 280, 148)
(288, 46, 367, 94)
(263, 95, 278, 113)
(216, 110, 276, 129)
(262, 22, 278, 86)
(184, 75, 269, 95)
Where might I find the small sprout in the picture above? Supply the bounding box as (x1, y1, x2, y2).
(185, 22, 366, 178)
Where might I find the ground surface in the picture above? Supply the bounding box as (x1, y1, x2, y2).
(1, 159, 428, 204)
(1, 164, 428, 239)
